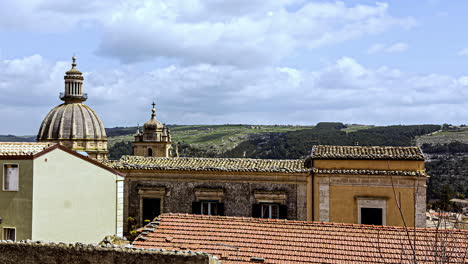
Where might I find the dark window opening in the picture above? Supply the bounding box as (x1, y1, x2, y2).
(252, 203, 287, 219)
(3, 228, 15, 241)
(142, 198, 160, 223)
(361, 208, 383, 225)
(147, 148, 153, 157)
(192, 201, 224, 216)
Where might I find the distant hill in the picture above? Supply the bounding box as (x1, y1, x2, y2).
(5, 123, 467, 200)
(0, 135, 36, 142)
(105, 123, 440, 159)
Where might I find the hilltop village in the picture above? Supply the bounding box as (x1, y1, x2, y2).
(0, 58, 466, 263)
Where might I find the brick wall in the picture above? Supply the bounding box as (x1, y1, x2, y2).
(0, 240, 221, 264)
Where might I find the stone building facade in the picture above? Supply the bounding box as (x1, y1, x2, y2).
(133, 103, 172, 157)
(37, 56, 108, 159)
(104, 156, 309, 230)
(107, 145, 427, 230)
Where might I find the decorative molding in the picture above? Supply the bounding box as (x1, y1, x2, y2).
(138, 187, 166, 197)
(195, 188, 224, 202)
(254, 191, 287, 204)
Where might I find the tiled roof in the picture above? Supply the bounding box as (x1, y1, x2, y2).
(107, 156, 308, 173)
(311, 145, 424, 160)
(0, 142, 55, 156)
(133, 214, 468, 264)
(313, 168, 427, 177)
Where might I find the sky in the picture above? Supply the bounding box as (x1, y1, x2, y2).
(1, 0, 468, 135)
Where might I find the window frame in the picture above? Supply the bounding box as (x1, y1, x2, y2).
(3, 227, 16, 241)
(2, 163, 19, 192)
(356, 197, 387, 226)
(200, 200, 219, 216)
(138, 188, 166, 226)
(260, 203, 280, 219)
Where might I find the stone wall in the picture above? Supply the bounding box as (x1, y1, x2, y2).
(126, 178, 307, 227)
(0, 240, 220, 264)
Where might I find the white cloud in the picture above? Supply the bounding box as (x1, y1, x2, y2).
(1, 55, 467, 134)
(96, 1, 415, 66)
(368, 42, 409, 54)
(0, 1, 415, 67)
(458, 48, 468, 56)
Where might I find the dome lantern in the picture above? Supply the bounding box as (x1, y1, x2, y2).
(60, 56, 87, 103)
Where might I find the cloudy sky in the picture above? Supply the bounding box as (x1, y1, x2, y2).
(1, 0, 468, 135)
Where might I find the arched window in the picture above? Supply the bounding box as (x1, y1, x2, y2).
(148, 148, 153, 157)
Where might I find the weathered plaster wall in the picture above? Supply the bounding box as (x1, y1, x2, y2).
(0, 159, 34, 241)
(0, 241, 220, 264)
(32, 149, 121, 243)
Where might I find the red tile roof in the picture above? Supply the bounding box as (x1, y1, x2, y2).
(133, 214, 467, 264)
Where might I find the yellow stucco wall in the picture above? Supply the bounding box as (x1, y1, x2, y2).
(328, 185, 415, 226)
(313, 159, 424, 171)
(32, 149, 120, 243)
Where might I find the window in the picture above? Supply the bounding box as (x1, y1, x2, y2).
(3, 164, 19, 191)
(201, 201, 218, 215)
(356, 197, 387, 226)
(147, 148, 153, 157)
(252, 203, 287, 219)
(3, 228, 15, 241)
(192, 201, 224, 216)
(360, 208, 383, 225)
(138, 187, 165, 225)
(261, 203, 279, 219)
(142, 198, 161, 222)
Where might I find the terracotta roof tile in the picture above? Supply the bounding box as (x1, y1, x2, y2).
(312, 168, 427, 177)
(0, 142, 55, 156)
(107, 156, 308, 173)
(133, 214, 468, 264)
(311, 145, 424, 160)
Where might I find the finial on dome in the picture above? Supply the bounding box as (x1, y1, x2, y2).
(72, 55, 77, 68)
(151, 102, 156, 118)
(135, 123, 141, 135)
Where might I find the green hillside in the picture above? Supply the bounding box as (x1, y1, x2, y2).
(107, 124, 313, 159)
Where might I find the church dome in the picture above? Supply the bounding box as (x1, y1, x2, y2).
(37, 103, 107, 140)
(37, 56, 108, 159)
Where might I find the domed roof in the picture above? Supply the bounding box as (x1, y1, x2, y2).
(37, 103, 107, 140)
(143, 107, 164, 131)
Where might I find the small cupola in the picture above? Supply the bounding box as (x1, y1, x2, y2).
(60, 56, 87, 103)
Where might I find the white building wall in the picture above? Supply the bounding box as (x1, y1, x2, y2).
(32, 149, 121, 243)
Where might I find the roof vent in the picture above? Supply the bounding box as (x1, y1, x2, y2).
(251, 257, 265, 262)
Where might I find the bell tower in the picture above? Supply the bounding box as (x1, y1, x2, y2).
(133, 102, 172, 157)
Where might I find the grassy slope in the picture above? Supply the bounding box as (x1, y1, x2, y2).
(108, 124, 314, 150)
(416, 127, 468, 145)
